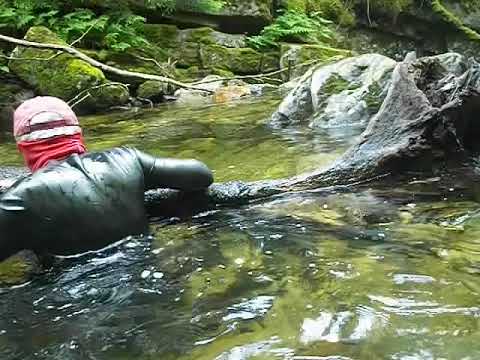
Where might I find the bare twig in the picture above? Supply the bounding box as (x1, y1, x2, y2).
(191, 57, 340, 86)
(1, 22, 101, 63)
(0, 51, 62, 62)
(69, 93, 92, 109)
(367, 0, 372, 26)
(69, 20, 99, 47)
(133, 54, 173, 71)
(68, 82, 129, 108)
(0, 33, 214, 93)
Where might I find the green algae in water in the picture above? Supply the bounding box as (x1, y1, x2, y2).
(0, 96, 348, 181)
(2, 97, 480, 359)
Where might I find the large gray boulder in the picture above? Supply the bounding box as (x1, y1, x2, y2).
(271, 54, 397, 128)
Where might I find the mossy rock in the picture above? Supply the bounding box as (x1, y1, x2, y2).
(321, 72, 361, 95)
(214, 0, 273, 23)
(176, 66, 204, 82)
(309, 0, 356, 26)
(354, 0, 414, 18)
(277, 0, 356, 26)
(261, 52, 280, 73)
(280, 43, 353, 79)
(144, 24, 247, 49)
(9, 26, 129, 113)
(211, 68, 235, 78)
(202, 45, 264, 74)
(137, 80, 172, 102)
(0, 250, 41, 286)
(143, 24, 181, 50)
(144, 24, 250, 71)
(279, 0, 308, 12)
(84, 83, 130, 111)
(363, 80, 384, 113)
(150, 30, 265, 74)
(181, 27, 217, 45)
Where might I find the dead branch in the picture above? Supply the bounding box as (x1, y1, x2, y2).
(68, 82, 130, 108)
(0, 33, 214, 93)
(69, 20, 99, 47)
(191, 57, 343, 86)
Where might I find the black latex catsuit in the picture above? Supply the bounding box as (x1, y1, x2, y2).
(0, 147, 213, 260)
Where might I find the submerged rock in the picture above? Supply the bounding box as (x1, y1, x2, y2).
(174, 76, 256, 105)
(212, 82, 252, 103)
(0, 250, 42, 286)
(271, 53, 396, 128)
(9, 26, 129, 113)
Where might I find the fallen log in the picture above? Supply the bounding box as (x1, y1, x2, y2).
(2, 53, 480, 216)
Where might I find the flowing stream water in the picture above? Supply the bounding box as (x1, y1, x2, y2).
(1, 95, 480, 359)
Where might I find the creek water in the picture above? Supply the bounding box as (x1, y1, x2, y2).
(1, 95, 480, 359)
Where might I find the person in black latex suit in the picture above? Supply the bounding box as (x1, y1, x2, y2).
(0, 96, 213, 261)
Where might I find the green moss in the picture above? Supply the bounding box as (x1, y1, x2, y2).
(9, 26, 128, 112)
(88, 83, 130, 110)
(211, 68, 235, 78)
(176, 66, 203, 82)
(321, 73, 360, 95)
(288, 44, 352, 64)
(202, 45, 264, 74)
(280, 43, 352, 78)
(431, 0, 480, 41)
(143, 24, 181, 49)
(137, 80, 169, 100)
(261, 52, 280, 72)
(0, 251, 40, 286)
(457, 0, 480, 12)
(284, 0, 308, 12)
(230, 48, 264, 74)
(309, 0, 356, 26)
(178, 43, 201, 68)
(359, 0, 413, 17)
(183, 27, 216, 44)
(363, 80, 383, 113)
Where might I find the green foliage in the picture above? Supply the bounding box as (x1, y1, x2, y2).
(458, 0, 480, 12)
(247, 10, 335, 50)
(0, 0, 224, 52)
(280, 0, 355, 27)
(357, 0, 413, 17)
(308, 0, 356, 27)
(175, 0, 224, 12)
(140, 0, 225, 13)
(431, 0, 480, 41)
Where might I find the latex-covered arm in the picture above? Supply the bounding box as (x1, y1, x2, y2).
(135, 150, 214, 192)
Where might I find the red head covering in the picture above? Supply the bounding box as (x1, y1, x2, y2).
(13, 96, 87, 172)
